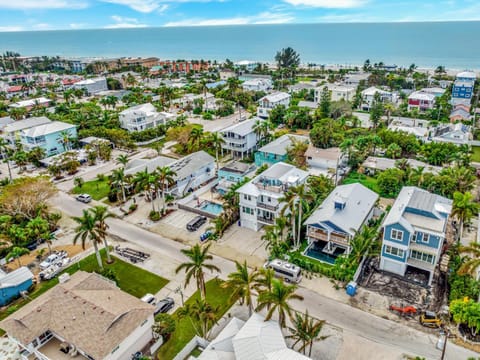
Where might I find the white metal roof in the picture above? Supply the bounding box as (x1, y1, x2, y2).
(120, 103, 157, 117)
(408, 91, 435, 101)
(9, 97, 50, 108)
(4, 116, 52, 133)
(259, 92, 290, 103)
(0, 267, 34, 290)
(304, 183, 379, 236)
(258, 134, 309, 156)
(361, 86, 391, 96)
(22, 121, 76, 138)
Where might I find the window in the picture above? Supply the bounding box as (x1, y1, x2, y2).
(243, 194, 251, 201)
(421, 233, 429, 243)
(410, 250, 435, 264)
(391, 229, 403, 241)
(384, 245, 404, 258)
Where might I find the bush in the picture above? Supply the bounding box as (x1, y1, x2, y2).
(99, 268, 118, 283)
(153, 313, 176, 341)
(129, 203, 138, 213)
(108, 190, 118, 203)
(149, 210, 161, 221)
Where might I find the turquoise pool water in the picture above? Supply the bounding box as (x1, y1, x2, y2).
(199, 201, 223, 215)
(304, 241, 345, 265)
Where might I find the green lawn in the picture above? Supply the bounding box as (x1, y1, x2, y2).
(73, 179, 111, 200)
(156, 279, 237, 360)
(471, 146, 480, 163)
(342, 171, 381, 194)
(0, 251, 168, 324)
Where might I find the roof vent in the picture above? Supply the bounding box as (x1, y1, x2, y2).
(334, 196, 346, 211)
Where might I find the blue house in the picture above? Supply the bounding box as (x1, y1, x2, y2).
(255, 134, 309, 167)
(20, 121, 78, 157)
(451, 71, 476, 104)
(0, 267, 34, 306)
(380, 187, 452, 285)
(217, 161, 255, 195)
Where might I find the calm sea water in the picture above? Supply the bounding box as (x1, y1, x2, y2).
(1, 22, 480, 69)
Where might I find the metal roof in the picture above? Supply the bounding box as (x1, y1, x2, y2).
(4, 117, 52, 133)
(0, 267, 33, 290)
(304, 183, 379, 236)
(22, 121, 76, 138)
(257, 134, 309, 156)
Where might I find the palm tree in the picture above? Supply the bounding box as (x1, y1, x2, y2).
(290, 184, 314, 249)
(458, 242, 480, 277)
(256, 278, 304, 328)
(57, 130, 72, 151)
(90, 206, 115, 264)
(452, 191, 479, 242)
(223, 261, 259, 316)
(111, 168, 127, 203)
(189, 127, 204, 151)
(73, 209, 105, 269)
(0, 138, 12, 182)
(279, 188, 297, 246)
(116, 154, 129, 167)
(133, 168, 151, 199)
(349, 226, 378, 263)
(287, 310, 329, 356)
(208, 132, 225, 172)
(6, 247, 29, 268)
(175, 244, 220, 299)
(177, 298, 220, 338)
(157, 166, 177, 214)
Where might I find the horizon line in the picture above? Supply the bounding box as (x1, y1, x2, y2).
(1, 19, 480, 33)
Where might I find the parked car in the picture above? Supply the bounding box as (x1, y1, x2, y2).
(186, 216, 207, 232)
(141, 293, 156, 305)
(76, 194, 92, 203)
(154, 297, 175, 315)
(39, 254, 60, 270)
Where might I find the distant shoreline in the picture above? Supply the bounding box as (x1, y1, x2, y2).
(2, 22, 479, 70)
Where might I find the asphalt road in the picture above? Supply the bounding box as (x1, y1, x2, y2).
(51, 191, 477, 360)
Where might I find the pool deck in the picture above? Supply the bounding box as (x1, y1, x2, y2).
(304, 241, 346, 265)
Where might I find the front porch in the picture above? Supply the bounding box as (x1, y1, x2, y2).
(35, 337, 88, 360)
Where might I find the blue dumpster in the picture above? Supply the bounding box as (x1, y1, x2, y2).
(346, 281, 357, 297)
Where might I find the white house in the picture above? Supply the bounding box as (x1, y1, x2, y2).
(304, 145, 347, 182)
(125, 151, 215, 197)
(361, 87, 394, 111)
(431, 123, 472, 145)
(237, 162, 309, 231)
(343, 73, 370, 87)
(220, 118, 261, 159)
(119, 103, 173, 132)
(73, 77, 108, 95)
(9, 97, 51, 111)
(242, 78, 272, 92)
(0, 271, 155, 360)
(304, 183, 379, 255)
(314, 84, 355, 103)
(198, 313, 311, 360)
(257, 92, 291, 118)
(407, 91, 436, 112)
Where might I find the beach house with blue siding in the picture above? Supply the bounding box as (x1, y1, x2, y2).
(451, 71, 476, 106)
(255, 134, 309, 167)
(380, 187, 452, 285)
(20, 121, 77, 157)
(217, 161, 255, 195)
(0, 267, 34, 306)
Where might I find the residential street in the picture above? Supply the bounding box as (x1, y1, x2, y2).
(50, 191, 477, 360)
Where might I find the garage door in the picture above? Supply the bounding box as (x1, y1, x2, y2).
(381, 258, 404, 275)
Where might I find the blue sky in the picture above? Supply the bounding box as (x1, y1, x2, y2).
(0, 0, 479, 31)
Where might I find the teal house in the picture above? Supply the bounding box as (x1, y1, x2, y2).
(20, 121, 78, 157)
(217, 161, 255, 195)
(255, 134, 309, 167)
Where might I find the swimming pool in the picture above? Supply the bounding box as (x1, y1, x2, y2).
(304, 241, 345, 265)
(198, 201, 223, 216)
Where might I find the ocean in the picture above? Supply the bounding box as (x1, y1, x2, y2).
(1, 22, 480, 69)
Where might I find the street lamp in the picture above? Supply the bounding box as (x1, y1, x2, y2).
(174, 286, 184, 306)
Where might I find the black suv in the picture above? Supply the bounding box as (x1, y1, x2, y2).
(154, 297, 175, 315)
(186, 216, 207, 232)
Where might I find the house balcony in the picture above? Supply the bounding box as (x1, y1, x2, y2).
(254, 182, 284, 193)
(409, 241, 440, 253)
(406, 257, 435, 271)
(222, 136, 246, 144)
(257, 216, 274, 225)
(257, 202, 279, 211)
(307, 227, 349, 247)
